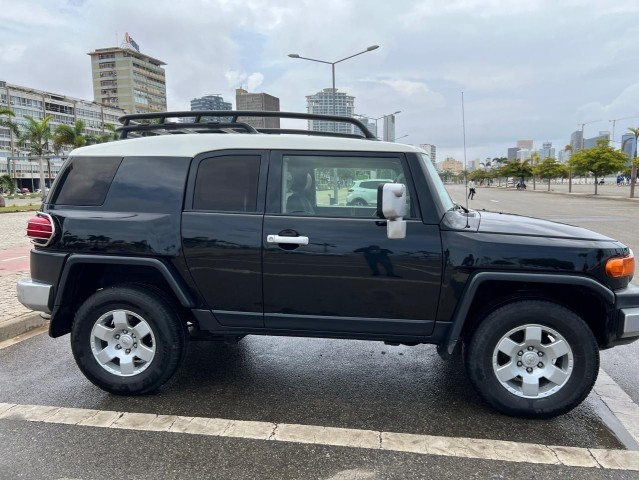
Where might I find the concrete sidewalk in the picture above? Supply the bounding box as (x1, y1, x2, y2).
(0, 212, 48, 342)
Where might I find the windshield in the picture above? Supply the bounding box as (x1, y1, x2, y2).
(419, 153, 454, 212)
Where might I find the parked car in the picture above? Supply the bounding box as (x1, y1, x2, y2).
(346, 179, 395, 206)
(16, 110, 639, 419)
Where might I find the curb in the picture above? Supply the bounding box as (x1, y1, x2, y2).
(0, 313, 49, 343)
(488, 186, 639, 203)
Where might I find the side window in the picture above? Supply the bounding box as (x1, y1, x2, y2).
(281, 154, 413, 218)
(53, 156, 122, 206)
(193, 155, 260, 212)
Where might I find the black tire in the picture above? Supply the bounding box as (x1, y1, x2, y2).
(351, 198, 368, 206)
(465, 300, 599, 419)
(71, 285, 188, 395)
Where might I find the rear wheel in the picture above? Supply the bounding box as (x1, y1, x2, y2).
(465, 300, 599, 418)
(71, 285, 187, 395)
(351, 198, 368, 206)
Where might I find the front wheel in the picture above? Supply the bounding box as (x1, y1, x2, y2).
(465, 300, 599, 418)
(71, 285, 187, 395)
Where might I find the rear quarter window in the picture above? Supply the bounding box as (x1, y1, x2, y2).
(52, 156, 122, 206)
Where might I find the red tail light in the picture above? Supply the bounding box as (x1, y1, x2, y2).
(27, 213, 55, 246)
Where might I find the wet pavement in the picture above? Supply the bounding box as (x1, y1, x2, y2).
(0, 331, 624, 450)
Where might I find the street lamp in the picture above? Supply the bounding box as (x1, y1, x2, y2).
(393, 134, 409, 142)
(288, 45, 379, 132)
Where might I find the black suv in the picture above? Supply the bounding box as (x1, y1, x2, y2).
(17, 111, 639, 419)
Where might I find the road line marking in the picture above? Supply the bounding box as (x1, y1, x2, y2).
(1, 402, 639, 471)
(594, 369, 639, 445)
(1, 256, 28, 262)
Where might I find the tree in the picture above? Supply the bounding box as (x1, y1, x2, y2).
(532, 157, 569, 191)
(500, 159, 532, 185)
(86, 123, 120, 145)
(626, 127, 639, 198)
(19, 115, 53, 156)
(0, 107, 19, 152)
(53, 119, 87, 153)
(0, 174, 15, 207)
(568, 140, 627, 194)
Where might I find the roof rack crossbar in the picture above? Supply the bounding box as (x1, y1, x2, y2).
(117, 121, 259, 138)
(117, 110, 377, 140)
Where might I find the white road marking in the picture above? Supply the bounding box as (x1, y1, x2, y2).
(0, 256, 28, 262)
(1, 402, 639, 470)
(594, 370, 639, 445)
(490, 200, 499, 203)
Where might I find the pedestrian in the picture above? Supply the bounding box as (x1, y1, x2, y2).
(468, 180, 476, 199)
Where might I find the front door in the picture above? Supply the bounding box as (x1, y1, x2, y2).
(263, 151, 442, 336)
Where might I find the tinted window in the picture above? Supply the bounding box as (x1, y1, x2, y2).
(281, 154, 413, 218)
(194, 155, 260, 212)
(53, 156, 122, 206)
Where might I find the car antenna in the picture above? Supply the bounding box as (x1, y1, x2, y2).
(462, 92, 470, 228)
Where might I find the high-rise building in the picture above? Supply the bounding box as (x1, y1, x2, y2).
(584, 131, 610, 149)
(188, 94, 232, 123)
(538, 142, 556, 160)
(570, 130, 583, 152)
(88, 33, 167, 114)
(507, 147, 520, 161)
(235, 88, 280, 128)
(516, 149, 532, 162)
(357, 118, 377, 138)
(306, 88, 354, 134)
(419, 144, 436, 164)
(621, 133, 636, 158)
(0, 80, 123, 154)
(517, 140, 533, 150)
(383, 115, 396, 142)
(0, 80, 124, 190)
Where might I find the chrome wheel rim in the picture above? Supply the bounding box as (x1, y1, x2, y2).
(492, 324, 574, 399)
(90, 309, 156, 377)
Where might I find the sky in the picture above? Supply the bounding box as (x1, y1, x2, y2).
(2, 0, 639, 163)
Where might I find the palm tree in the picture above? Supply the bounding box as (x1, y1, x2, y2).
(53, 119, 87, 153)
(627, 127, 639, 198)
(0, 107, 19, 152)
(19, 115, 53, 156)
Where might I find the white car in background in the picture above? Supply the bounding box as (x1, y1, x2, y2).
(346, 179, 395, 206)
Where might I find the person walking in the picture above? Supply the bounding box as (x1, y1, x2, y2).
(468, 180, 476, 199)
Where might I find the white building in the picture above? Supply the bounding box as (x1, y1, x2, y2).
(306, 88, 354, 134)
(420, 144, 436, 164)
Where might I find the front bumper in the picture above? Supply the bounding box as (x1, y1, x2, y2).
(613, 283, 639, 344)
(16, 278, 53, 313)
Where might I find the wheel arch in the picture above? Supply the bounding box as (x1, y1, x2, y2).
(50, 255, 197, 338)
(440, 272, 615, 357)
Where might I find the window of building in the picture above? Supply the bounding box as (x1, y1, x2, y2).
(193, 155, 261, 212)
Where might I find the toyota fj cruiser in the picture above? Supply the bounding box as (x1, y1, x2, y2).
(17, 111, 639, 418)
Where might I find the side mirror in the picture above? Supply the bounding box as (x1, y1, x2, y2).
(376, 183, 407, 240)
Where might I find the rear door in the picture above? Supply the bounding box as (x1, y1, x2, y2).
(182, 150, 267, 328)
(262, 150, 443, 336)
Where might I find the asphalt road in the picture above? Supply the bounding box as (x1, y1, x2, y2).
(1, 187, 639, 478)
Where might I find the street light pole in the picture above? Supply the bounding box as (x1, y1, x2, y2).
(289, 45, 379, 134)
(354, 111, 401, 140)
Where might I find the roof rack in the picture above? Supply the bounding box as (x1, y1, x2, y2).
(117, 110, 377, 140)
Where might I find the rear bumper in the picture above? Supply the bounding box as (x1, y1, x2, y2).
(16, 278, 53, 313)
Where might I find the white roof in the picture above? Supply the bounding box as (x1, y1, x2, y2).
(70, 133, 422, 158)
